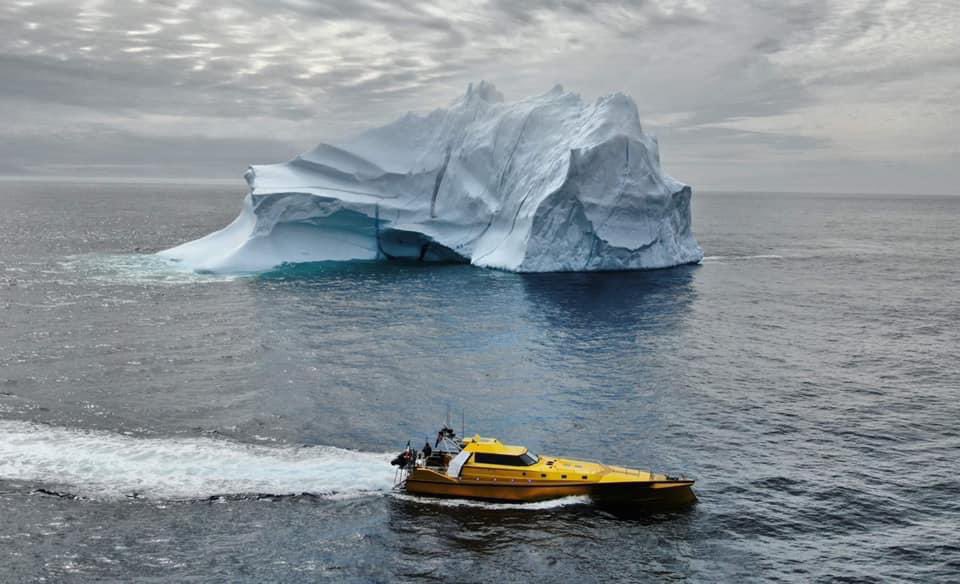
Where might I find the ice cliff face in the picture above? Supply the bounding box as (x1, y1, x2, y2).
(160, 82, 703, 272)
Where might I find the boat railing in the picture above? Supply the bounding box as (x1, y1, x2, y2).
(393, 430, 468, 490)
(394, 436, 464, 489)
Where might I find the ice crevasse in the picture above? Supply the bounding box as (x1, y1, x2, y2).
(160, 82, 703, 273)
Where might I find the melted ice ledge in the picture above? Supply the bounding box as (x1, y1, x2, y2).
(161, 82, 703, 273)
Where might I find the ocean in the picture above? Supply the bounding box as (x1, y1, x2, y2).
(1, 180, 958, 582)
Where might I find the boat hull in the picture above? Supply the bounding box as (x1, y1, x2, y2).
(404, 470, 696, 510)
(588, 481, 697, 509)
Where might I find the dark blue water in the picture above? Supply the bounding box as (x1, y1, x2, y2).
(1, 180, 958, 582)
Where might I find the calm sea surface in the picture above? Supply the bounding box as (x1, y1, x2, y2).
(1, 180, 958, 582)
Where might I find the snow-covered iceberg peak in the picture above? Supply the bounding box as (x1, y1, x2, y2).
(160, 83, 703, 273)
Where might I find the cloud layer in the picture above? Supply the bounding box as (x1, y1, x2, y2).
(1, 0, 958, 193)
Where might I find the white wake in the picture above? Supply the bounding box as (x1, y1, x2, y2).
(0, 421, 393, 501)
(391, 493, 591, 510)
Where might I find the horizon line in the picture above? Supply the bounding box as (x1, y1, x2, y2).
(0, 174, 956, 198)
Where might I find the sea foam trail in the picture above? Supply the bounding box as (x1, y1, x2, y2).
(391, 493, 591, 511)
(0, 421, 394, 501)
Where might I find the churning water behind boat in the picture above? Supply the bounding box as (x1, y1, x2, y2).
(0, 421, 394, 501)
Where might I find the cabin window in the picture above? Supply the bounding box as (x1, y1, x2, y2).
(473, 452, 540, 466)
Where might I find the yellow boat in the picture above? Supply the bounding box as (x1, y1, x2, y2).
(392, 427, 696, 509)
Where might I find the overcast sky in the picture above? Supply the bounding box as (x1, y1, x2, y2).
(1, 0, 957, 194)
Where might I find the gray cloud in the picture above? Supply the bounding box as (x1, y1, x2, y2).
(0, 0, 957, 193)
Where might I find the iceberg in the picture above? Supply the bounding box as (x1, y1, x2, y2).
(160, 82, 703, 272)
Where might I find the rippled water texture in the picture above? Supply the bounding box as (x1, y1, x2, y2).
(1, 180, 958, 582)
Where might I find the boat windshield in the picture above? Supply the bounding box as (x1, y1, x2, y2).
(434, 435, 462, 453)
(473, 451, 539, 466)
